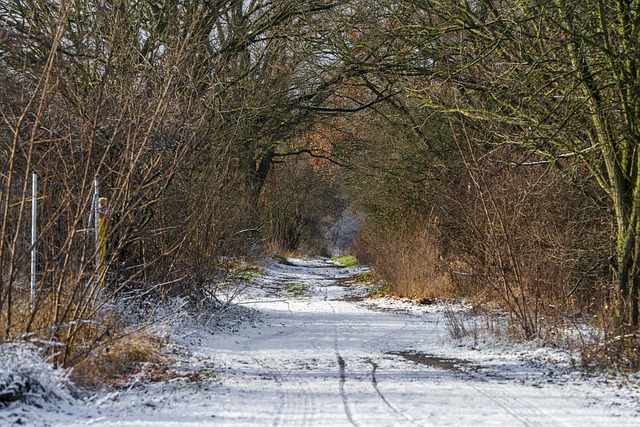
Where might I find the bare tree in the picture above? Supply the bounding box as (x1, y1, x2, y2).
(0, 0, 388, 372)
(372, 0, 640, 326)
(0, 0, 229, 365)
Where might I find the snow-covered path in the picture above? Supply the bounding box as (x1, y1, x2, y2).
(7, 257, 640, 426)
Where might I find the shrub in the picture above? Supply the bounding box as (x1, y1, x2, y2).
(355, 219, 454, 301)
(0, 342, 71, 407)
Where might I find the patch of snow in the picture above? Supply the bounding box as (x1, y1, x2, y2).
(2, 257, 640, 426)
(0, 342, 76, 426)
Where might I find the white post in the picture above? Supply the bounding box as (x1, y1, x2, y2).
(30, 171, 38, 309)
(93, 176, 100, 267)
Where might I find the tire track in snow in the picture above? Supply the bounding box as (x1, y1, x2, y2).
(337, 354, 358, 427)
(247, 260, 347, 427)
(326, 277, 418, 426)
(299, 259, 361, 427)
(466, 381, 561, 427)
(247, 356, 287, 427)
(327, 297, 359, 427)
(250, 355, 317, 427)
(256, 258, 560, 426)
(366, 359, 421, 426)
(359, 300, 557, 427)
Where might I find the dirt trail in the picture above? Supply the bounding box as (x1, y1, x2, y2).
(172, 257, 637, 426)
(34, 257, 640, 426)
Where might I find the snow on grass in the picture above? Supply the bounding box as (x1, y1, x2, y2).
(0, 342, 71, 406)
(0, 342, 77, 426)
(2, 256, 640, 426)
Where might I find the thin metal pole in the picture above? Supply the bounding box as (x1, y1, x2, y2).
(93, 176, 100, 267)
(30, 171, 37, 309)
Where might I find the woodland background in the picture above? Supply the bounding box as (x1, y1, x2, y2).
(1, 0, 639, 379)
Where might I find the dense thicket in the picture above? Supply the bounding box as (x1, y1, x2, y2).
(389, 0, 639, 330)
(0, 0, 374, 371)
(1, 0, 639, 372)
(331, 0, 638, 356)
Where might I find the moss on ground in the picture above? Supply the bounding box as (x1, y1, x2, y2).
(331, 255, 359, 267)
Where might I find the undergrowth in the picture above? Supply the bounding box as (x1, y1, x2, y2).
(71, 330, 166, 388)
(580, 333, 640, 372)
(355, 223, 453, 301)
(579, 309, 640, 372)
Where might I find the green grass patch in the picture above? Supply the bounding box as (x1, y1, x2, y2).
(341, 270, 389, 298)
(331, 255, 359, 267)
(239, 268, 264, 279)
(344, 271, 390, 299)
(284, 282, 309, 297)
(367, 284, 392, 299)
(349, 271, 376, 283)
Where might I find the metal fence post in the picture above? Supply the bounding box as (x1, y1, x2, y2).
(30, 171, 37, 309)
(93, 176, 100, 268)
(97, 196, 108, 283)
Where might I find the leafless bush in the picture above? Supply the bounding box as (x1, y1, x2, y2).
(443, 307, 479, 342)
(428, 123, 611, 341)
(0, 0, 363, 379)
(0, 1, 240, 370)
(347, 92, 610, 342)
(577, 295, 640, 371)
(579, 322, 640, 372)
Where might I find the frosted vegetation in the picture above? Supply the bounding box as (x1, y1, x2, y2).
(2, 259, 639, 425)
(1, 0, 640, 422)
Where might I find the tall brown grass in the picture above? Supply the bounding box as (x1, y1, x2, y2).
(0, 285, 167, 387)
(355, 219, 454, 301)
(71, 330, 166, 388)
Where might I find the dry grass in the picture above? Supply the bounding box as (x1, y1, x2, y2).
(1, 286, 166, 388)
(580, 329, 640, 372)
(578, 300, 640, 371)
(443, 307, 479, 341)
(355, 221, 454, 301)
(71, 330, 166, 388)
(1, 285, 108, 351)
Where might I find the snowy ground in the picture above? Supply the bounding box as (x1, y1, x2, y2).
(2, 257, 640, 426)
